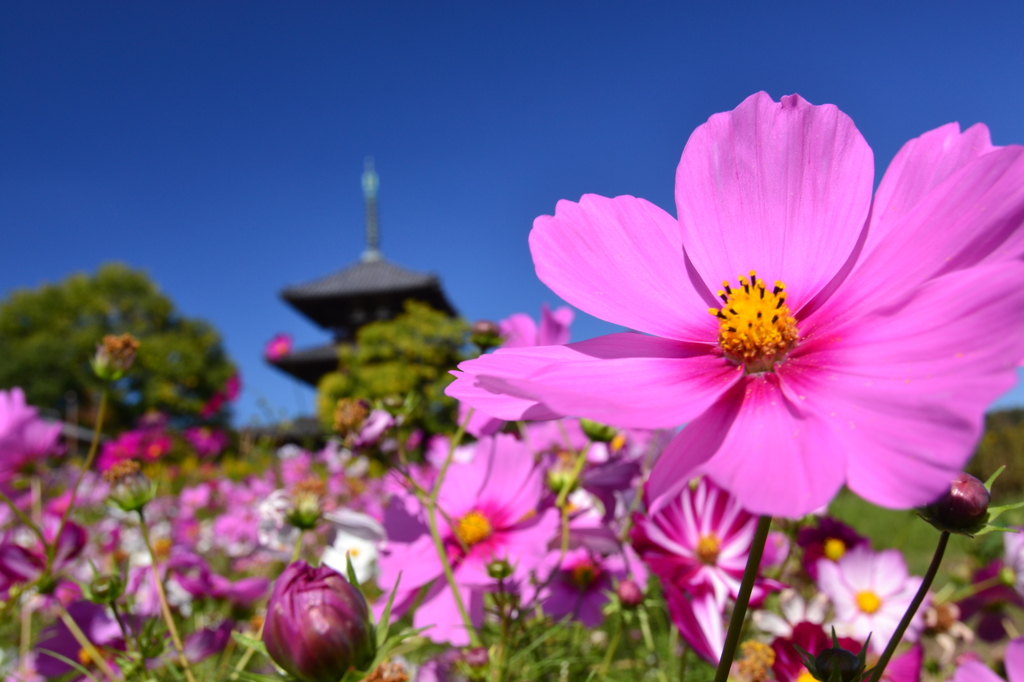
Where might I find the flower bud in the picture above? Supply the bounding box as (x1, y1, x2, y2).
(263, 561, 375, 682)
(102, 460, 156, 512)
(333, 399, 370, 438)
(813, 646, 863, 682)
(86, 574, 124, 604)
(921, 472, 990, 533)
(462, 647, 489, 668)
(580, 419, 617, 443)
(617, 579, 644, 607)
(91, 333, 139, 381)
(486, 558, 513, 580)
(470, 320, 502, 351)
(286, 477, 326, 531)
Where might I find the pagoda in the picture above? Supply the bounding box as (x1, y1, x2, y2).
(268, 160, 458, 386)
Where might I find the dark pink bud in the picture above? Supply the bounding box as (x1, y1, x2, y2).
(617, 579, 644, 607)
(263, 561, 375, 682)
(924, 472, 990, 531)
(462, 647, 489, 668)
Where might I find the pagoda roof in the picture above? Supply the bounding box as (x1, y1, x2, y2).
(280, 258, 457, 335)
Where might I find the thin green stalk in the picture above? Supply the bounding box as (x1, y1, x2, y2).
(868, 531, 949, 682)
(712, 515, 772, 682)
(50, 390, 108, 569)
(138, 511, 197, 682)
(0, 487, 45, 544)
(598, 614, 623, 678)
(424, 409, 480, 646)
(56, 603, 119, 681)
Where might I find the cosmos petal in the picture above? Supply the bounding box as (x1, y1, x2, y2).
(530, 194, 719, 341)
(676, 92, 873, 313)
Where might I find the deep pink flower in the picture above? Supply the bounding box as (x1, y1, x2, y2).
(770, 621, 859, 682)
(664, 583, 724, 664)
(35, 601, 124, 679)
(541, 546, 646, 626)
(797, 516, 870, 580)
(264, 333, 294, 361)
(378, 434, 558, 645)
(447, 92, 1024, 517)
(817, 546, 926, 654)
(184, 427, 228, 458)
(631, 476, 777, 608)
(952, 635, 1024, 682)
(0, 387, 62, 481)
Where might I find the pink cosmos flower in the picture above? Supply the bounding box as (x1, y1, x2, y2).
(665, 583, 725, 664)
(264, 333, 294, 360)
(447, 92, 1024, 517)
(377, 434, 558, 646)
(541, 546, 646, 626)
(952, 635, 1024, 682)
(817, 545, 926, 654)
(183, 427, 228, 458)
(631, 476, 777, 608)
(0, 387, 62, 482)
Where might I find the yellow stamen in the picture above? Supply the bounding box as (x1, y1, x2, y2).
(709, 271, 798, 373)
(455, 510, 493, 547)
(78, 647, 94, 667)
(569, 560, 600, 589)
(610, 433, 627, 453)
(856, 590, 882, 614)
(823, 537, 847, 561)
(797, 671, 816, 682)
(695, 533, 721, 565)
(737, 640, 775, 682)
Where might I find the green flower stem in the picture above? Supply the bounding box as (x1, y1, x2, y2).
(138, 511, 197, 682)
(424, 409, 481, 647)
(712, 515, 772, 682)
(0, 487, 45, 544)
(598, 613, 623, 678)
(50, 390, 108, 569)
(57, 603, 119, 681)
(868, 530, 949, 682)
(555, 445, 590, 563)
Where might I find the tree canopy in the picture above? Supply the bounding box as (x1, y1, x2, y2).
(316, 300, 469, 436)
(0, 263, 236, 429)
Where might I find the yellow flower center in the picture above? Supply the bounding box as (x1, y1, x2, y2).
(695, 533, 721, 565)
(823, 537, 847, 561)
(569, 560, 600, 589)
(78, 647, 94, 667)
(737, 640, 776, 682)
(797, 671, 816, 682)
(455, 510, 493, 547)
(610, 433, 627, 453)
(856, 590, 883, 614)
(709, 271, 798, 373)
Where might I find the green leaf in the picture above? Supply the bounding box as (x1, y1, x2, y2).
(376, 571, 403, 649)
(231, 630, 268, 657)
(984, 465, 1007, 492)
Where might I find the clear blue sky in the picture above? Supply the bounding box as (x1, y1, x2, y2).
(3, 1, 1024, 424)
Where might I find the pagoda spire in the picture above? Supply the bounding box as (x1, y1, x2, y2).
(361, 157, 381, 262)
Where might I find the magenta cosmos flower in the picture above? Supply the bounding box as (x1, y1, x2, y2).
(377, 433, 558, 645)
(448, 92, 1024, 517)
(952, 635, 1024, 682)
(631, 476, 777, 608)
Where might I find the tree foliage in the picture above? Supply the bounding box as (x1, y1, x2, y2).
(316, 300, 469, 435)
(0, 263, 236, 429)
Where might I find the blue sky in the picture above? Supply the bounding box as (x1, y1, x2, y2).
(3, 1, 1024, 423)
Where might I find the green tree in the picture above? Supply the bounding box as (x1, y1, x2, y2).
(317, 300, 469, 436)
(0, 263, 236, 429)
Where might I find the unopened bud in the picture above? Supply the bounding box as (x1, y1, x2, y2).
(580, 419, 617, 443)
(103, 460, 156, 512)
(813, 647, 863, 682)
(92, 334, 140, 381)
(486, 558, 513, 580)
(462, 647, 489, 668)
(470, 320, 502, 351)
(921, 472, 991, 533)
(87, 574, 124, 604)
(286, 477, 326, 530)
(617, 579, 643, 607)
(333, 399, 370, 438)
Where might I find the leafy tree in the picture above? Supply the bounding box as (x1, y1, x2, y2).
(317, 300, 469, 436)
(0, 263, 236, 429)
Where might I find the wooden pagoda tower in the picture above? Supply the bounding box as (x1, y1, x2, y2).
(268, 160, 457, 386)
